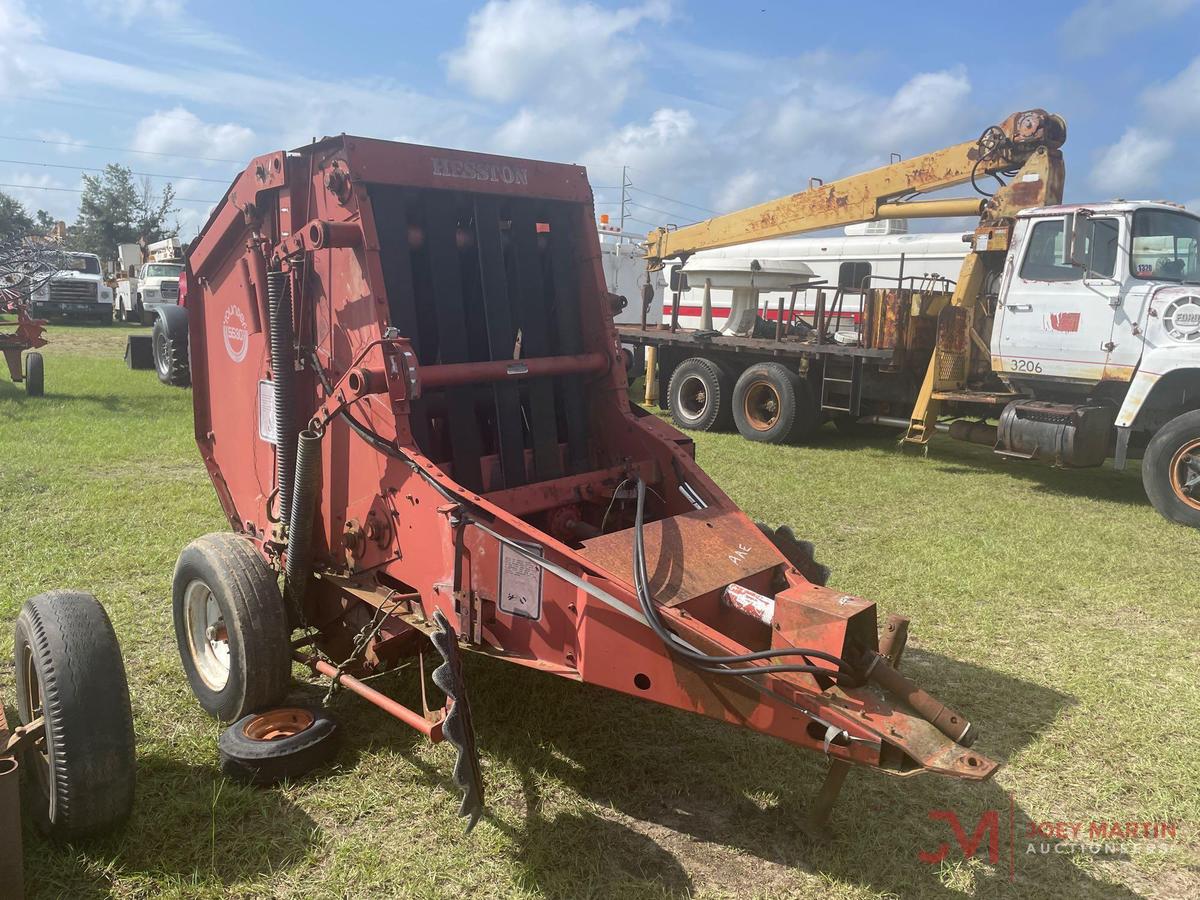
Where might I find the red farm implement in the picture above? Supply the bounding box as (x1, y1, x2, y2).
(176, 137, 994, 831)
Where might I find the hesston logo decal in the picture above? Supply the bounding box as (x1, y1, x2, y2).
(1048, 312, 1081, 333)
(432, 156, 529, 186)
(222, 305, 249, 363)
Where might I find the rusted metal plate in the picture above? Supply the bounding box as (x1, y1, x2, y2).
(578, 508, 778, 607)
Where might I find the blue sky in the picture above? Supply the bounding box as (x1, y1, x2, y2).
(3, 0, 1200, 240)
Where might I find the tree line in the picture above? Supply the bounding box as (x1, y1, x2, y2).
(0, 164, 180, 260)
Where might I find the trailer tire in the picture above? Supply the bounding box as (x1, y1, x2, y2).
(173, 533, 291, 722)
(218, 707, 339, 786)
(13, 590, 136, 840)
(732, 362, 816, 443)
(24, 351, 43, 397)
(1142, 410, 1200, 528)
(668, 357, 733, 432)
(152, 313, 190, 387)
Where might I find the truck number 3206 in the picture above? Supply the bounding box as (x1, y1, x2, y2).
(1008, 358, 1043, 373)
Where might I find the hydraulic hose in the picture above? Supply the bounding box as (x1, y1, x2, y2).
(268, 269, 298, 526)
(630, 478, 858, 681)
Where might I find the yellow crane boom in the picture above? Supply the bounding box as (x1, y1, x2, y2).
(643, 108, 1069, 444)
(644, 109, 1066, 267)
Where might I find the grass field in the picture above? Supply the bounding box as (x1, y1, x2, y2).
(1, 323, 1198, 899)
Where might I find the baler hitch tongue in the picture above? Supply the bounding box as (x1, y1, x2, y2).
(430, 611, 485, 831)
(864, 650, 977, 747)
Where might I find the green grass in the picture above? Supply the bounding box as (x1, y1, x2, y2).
(2, 324, 1198, 899)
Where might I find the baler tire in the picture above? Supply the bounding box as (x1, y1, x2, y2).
(173, 533, 291, 723)
(667, 357, 733, 432)
(218, 707, 338, 786)
(24, 351, 43, 397)
(152, 315, 190, 387)
(732, 362, 816, 443)
(13, 590, 136, 840)
(1142, 409, 1200, 528)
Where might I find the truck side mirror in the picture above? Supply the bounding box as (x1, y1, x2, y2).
(1059, 211, 1090, 268)
(669, 268, 688, 292)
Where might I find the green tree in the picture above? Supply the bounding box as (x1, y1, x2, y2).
(69, 164, 178, 258)
(0, 191, 34, 237)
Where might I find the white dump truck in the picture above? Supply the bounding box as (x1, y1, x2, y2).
(113, 238, 184, 324)
(27, 251, 112, 321)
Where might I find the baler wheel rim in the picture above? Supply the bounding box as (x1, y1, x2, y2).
(242, 708, 315, 742)
(1168, 437, 1200, 511)
(184, 580, 231, 692)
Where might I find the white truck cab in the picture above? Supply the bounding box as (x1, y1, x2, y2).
(28, 252, 112, 321)
(992, 201, 1200, 524)
(114, 238, 184, 324)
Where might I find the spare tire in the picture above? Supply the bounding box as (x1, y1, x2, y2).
(667, 356, 733, 432)
(13, 590, 136, 839)
(218, 706, 339, 785)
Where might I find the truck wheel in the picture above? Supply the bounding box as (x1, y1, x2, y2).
(152, 315, 190, 387)
(218, 707, 339, 785)
(732, 362, 817, 443)
(173, 533, 291, 722)
(13, 591, 136, 839)
(667, 357, 733, 431)
(1143, 410, 1200, 528)
(24, 351, 43, 397)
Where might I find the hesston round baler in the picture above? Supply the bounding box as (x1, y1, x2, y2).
(177, 136, 995, 831)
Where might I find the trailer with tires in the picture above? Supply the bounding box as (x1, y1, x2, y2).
(169, 134, 999, 833)
(2, 591, 136, 898)
(632, 109, 1200, 529)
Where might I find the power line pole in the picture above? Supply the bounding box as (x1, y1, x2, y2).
(619, 165, 631, 235)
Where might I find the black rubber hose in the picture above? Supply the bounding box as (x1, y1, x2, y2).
(631, 478, 858, 680)
(285, 427, 321, 618)
(268, 270, 297, 526)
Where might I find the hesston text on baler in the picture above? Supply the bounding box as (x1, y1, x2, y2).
(176, 137, 993, 831)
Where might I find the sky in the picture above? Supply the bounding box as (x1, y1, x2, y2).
(2, 0, 1200, 242)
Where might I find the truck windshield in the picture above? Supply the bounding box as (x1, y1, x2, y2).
(63, 255, 101, 275)
(145, 264, 183, 278)
(1131, 209, 1200, 282)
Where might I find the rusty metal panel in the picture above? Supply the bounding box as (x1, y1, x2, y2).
(578, 508, 778, 607)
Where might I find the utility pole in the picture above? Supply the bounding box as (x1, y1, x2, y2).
(619, 165, 631, 236)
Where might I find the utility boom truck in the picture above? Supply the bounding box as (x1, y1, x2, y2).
(624, 109, 1200, 528)
(113, 237, 184, 324)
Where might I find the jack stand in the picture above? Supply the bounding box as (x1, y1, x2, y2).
(800, 758, 851, 841)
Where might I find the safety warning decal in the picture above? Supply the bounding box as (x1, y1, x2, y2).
(499, 540, 543, 620)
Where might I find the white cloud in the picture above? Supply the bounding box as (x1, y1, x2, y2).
(0, 0, 46, 95)
(132, 107, 256, 164)
(446, 0, 669, 112)
(1142, 56, 1200, 132)
(84, 0, 183, 26)
(1060, 0, 1195, 57)
(1090, 128, 1173, 195)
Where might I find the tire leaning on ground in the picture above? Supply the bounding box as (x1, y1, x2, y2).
(1142, 409, 1200, 528)
(173, 532, 292, 722)
(667, 356, 734, 432)
(732, 361, 818, 443)
(13, 590, 136, 840)
(218, 707, 339, 786)
(152, 312, 190, 387)
(24, 351, 43, 397)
